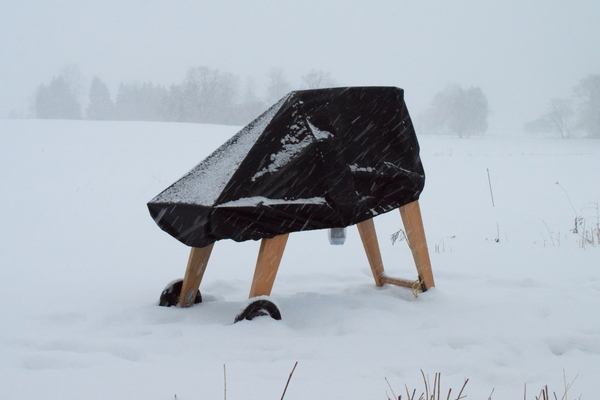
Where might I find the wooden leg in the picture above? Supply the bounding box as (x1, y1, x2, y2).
(356, 218, 385, 287)
(399, 201, 435, 290)
(248, 233, 289, 298)
(179, 244, 214, 308)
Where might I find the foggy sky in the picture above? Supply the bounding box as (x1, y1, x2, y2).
(1, 0, 599, 132)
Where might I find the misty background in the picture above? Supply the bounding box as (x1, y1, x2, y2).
(1, 0, 599, 135)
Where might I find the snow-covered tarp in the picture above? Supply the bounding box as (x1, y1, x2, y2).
(148, 87, 425, 248)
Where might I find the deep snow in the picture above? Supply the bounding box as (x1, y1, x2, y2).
(1, 119, 599, 399)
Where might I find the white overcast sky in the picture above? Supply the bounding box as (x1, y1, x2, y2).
(1, 0, 599, 131)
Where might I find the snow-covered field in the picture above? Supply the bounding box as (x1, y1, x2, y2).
(1, 119, 599, 399)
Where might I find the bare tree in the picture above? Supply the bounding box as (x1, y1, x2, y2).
(235, 76, 266, 124)
(115, 81, 166, 121)
(266, 68, 292, 103)
(421, 84, 489, 137)
(545, 97, 574, 138)
(573, 74, 600, 138)
(301, 69, 336, 89)
(182, 66, 240, 124)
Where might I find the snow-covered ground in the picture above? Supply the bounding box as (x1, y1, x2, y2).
(1, 119, 599, 399)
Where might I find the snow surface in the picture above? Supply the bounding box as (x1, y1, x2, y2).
(306, 120, 333, 141)
(216, 196, 326, 208)
(1, 119, 599, 400)
(150, 96, 288, 206)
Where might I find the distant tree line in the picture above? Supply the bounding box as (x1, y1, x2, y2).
(32, 66, 337, 126)
(525, 74, 600, 138)
(24, 67, 600, 139)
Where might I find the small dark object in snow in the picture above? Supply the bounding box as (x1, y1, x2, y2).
(234, 299, 282, 322)
(328, 227, 347, 245)
(159, 279, 202, 307)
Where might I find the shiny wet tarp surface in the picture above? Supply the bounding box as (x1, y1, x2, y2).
(148, 87, 425, 248)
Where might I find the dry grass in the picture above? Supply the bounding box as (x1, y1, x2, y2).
(218, 361, 298, 400)
(386, 370, 580, 400)
(572, 203, 600, 249)
(385, 371, 471, 400)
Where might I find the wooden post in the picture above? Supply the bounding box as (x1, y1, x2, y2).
(399, 201, 435, 290)
(248, 233, 289, 298)
(356, 218, 385, 287)
(179, 244, 214, 308)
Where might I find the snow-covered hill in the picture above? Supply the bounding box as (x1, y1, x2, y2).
(1, 119, 599, 399)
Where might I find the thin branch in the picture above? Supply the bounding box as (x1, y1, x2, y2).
(385, 377, 398, 400)
(555, 181, 577, 217)
(487, 168, 495, 207)
(280, 361, 298, 400)
(421, 370, 429, 400)
(405, 384, 416, 400)
(223, 364, 226, 400)
(456, 378, 469, 400)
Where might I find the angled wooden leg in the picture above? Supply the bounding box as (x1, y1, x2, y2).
(179, 244, 214, 308)
(357, 218, 416, 289)
(357, 218, 385, 287)
(248, 233, 289, 298)
(400, 200, 435, 291)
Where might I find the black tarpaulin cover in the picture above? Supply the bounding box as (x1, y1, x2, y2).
(148, 86, 425, 248)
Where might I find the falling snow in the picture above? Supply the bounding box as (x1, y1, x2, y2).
(2, 119, 599, 399)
